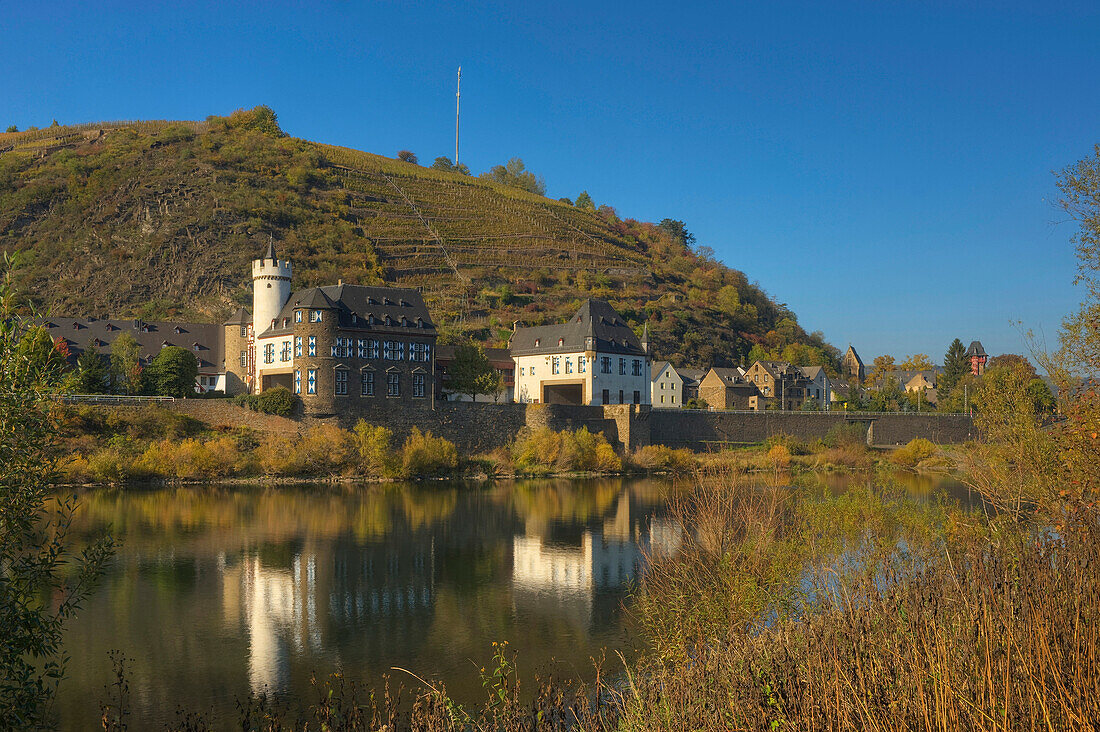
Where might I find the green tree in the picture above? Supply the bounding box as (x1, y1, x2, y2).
(447, 342, 503, 401)
(109, 332, 143, 394)
(940, 338, 969, 398)
(397, 150, 418, 164)
(4, 125, 16, 133)
(430, 156, 470, 175)
(75, 345, 109, 393)
(480, 158, 545, 195)
(657, 219, 696, 248)
(148, 346, 199, 397)
(0, 259, 114, 726)
(574, 191, 596, 211)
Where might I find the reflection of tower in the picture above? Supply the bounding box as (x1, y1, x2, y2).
(221, 552, 320, 696)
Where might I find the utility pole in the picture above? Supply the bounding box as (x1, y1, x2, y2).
(455, 66, 461, 165)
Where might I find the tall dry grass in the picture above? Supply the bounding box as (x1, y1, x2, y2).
(621, 470, 1100, 731)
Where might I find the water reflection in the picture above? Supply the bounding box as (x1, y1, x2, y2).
(57, 473, 973, 730)
(59, 479, 673, 731)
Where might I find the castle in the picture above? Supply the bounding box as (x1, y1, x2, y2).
(228, 242, 439, 416)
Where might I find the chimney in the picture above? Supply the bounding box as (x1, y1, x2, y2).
(338, 279, 343, 286)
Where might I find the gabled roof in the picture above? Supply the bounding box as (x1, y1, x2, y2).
(799, 365, 826, 380)
(966, 340, 987, 357)
(844, 345, 864, 366)
(675, 367, 706, 385)
(704, 367, 745, 384)
(256, 284, 437, 339)
(651, 361, 682, 382)
(509, 299, 646, 357)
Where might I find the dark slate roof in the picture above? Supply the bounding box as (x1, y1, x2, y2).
(223, 307, 252, 325)
(675, 367, 706, 385)
(966, 340, 987, 357)
(509, 299, 646, 357)
(38, 317, 224, 372)
(257, 284, 437, 338)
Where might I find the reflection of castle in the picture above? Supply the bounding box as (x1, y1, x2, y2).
(511, 491, 680, 628)
(220, 540, 438, 695)
(220, 553, 322, 695)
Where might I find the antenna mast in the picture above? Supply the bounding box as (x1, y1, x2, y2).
(455, 66, 461, 165)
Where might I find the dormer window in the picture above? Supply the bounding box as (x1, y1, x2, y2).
(558, 338, 564, 346)
(400, 299, 408, 307)
(385, 315, 392, 326)
(174, 327, 184, 334)
(367, 297, 376, 305)
(369, 314, 376, 326)
(282, 318, 289, 328)
(192, 343, 201, 352)
(271, 318, 277, 330)
(416, 317, 424, 328)
(401, 317, 409, 327)
(352, 313, 358, 324)
(534, 338, 540, 347)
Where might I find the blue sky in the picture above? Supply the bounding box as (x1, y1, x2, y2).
(3, 1, 1097, 364)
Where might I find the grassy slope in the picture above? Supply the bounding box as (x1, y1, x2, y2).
(0, 108, 837, 370)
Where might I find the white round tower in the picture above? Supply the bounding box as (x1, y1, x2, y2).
(252, 240, 292, 335)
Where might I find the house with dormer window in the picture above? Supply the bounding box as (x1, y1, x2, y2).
(509, 299, 651, 405)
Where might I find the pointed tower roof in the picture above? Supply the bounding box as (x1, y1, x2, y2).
(263, 237, 277, 261)
(965, 340, 987, 358)
(223, 307, 252, 326)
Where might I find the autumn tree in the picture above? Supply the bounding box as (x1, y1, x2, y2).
(899, 353, 935, 371)
(866, 355, 896, 388)
(480, 158, 545, 195)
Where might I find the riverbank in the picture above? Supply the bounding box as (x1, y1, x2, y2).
(54, 403, 959, 487)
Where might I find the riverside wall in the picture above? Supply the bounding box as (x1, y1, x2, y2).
(111, 399, 975, 453)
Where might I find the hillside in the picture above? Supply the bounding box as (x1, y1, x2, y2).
(0, 107, 838, 371)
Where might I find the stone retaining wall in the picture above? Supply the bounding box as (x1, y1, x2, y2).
(106, 399, 976, 453)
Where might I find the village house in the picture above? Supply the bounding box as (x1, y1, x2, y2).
(676, 367, 706, 403)
(744, 360, 811, 411)
(651, 361, 684, 408)
(698, 367, 758, 410)
(510, 299, 651, 406)
(799, 365, 832, 408)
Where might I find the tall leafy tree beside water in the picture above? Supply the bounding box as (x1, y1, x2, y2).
(0, 255, 114, 727)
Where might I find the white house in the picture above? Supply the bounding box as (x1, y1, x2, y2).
(510, 299, 651, 405)
(651, 361, 684, 408)
(799, 365, 832, 409)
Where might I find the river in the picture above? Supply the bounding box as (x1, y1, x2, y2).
(54, 473, 976, 730)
